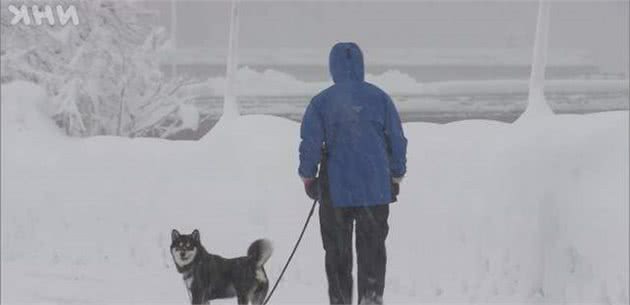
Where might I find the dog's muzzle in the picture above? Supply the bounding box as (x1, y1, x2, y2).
(172, 248, 197, 267)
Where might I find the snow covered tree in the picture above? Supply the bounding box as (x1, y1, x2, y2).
(1, 0, 199, 137)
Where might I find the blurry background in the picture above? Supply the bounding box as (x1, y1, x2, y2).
(147, 1, 629, 79)
(2, 1, 629, 139)
(145, 0, 630, 139)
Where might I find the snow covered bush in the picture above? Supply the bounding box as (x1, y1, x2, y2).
(1, 0, 199, 137)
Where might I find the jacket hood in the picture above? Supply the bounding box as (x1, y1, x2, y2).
(329, 42, 364, 83)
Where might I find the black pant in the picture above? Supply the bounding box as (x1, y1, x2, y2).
(319, 198, 390, 305)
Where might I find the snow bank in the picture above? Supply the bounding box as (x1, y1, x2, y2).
(395, 113, 628, 304)
(184, 67, 629, 97)
(1, 81, 627, 304)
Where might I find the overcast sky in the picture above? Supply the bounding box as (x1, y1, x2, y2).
(143, 1, 629, 73)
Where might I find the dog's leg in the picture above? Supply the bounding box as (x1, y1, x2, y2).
(191, 287, 209, 305)
(251, 281, 268, 305)
(236, 286, 253, 305)
(252, 267, 269, 305)
(191, 289, 203, 305)
(203, 289, 211, 305)
(236, 293, 249, 305)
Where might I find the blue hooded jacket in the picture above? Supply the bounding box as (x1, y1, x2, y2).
(298, 42, 408, 207)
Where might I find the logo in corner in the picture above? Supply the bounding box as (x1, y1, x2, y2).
(8, 4, 79, 26)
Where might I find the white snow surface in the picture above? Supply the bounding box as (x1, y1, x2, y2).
(1, 81, 628, 304)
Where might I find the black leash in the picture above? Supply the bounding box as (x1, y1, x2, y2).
(263, 199, 318, 305)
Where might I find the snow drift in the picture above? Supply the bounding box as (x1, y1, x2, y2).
(183, 67, 629, 97)
(1, 81, 628, 304)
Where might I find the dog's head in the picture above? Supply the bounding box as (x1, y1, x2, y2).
(170, 229, 200, 269)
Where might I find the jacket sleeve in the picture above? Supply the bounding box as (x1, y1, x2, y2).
(298, 97, 325, 178)
(384, 93, 407, 178)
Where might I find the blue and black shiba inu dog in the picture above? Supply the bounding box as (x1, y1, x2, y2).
(171, 229, 273, 305)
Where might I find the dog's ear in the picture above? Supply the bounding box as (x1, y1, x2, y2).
(191, 229, 200, 242)
(171, 229, 181, 241)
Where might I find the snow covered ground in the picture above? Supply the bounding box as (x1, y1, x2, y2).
(1, 81, 628, 304)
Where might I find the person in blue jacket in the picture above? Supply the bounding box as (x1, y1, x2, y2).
(298, 42, 407, 305)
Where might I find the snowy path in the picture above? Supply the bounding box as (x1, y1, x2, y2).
(1, 82, 628, 304)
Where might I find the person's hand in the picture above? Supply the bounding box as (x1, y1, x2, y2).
(302, 177, 319, 200)
(391, 182, 400, 197)
(391, 176, 403, 198)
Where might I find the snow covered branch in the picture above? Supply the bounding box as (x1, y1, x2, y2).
(1, 0, 200, 138)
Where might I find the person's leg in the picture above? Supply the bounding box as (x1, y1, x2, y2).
(319, 199, 354, 304)
(355, 204, 390, 305)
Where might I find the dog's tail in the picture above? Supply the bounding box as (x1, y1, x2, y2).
(248, 239, 273, 267)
